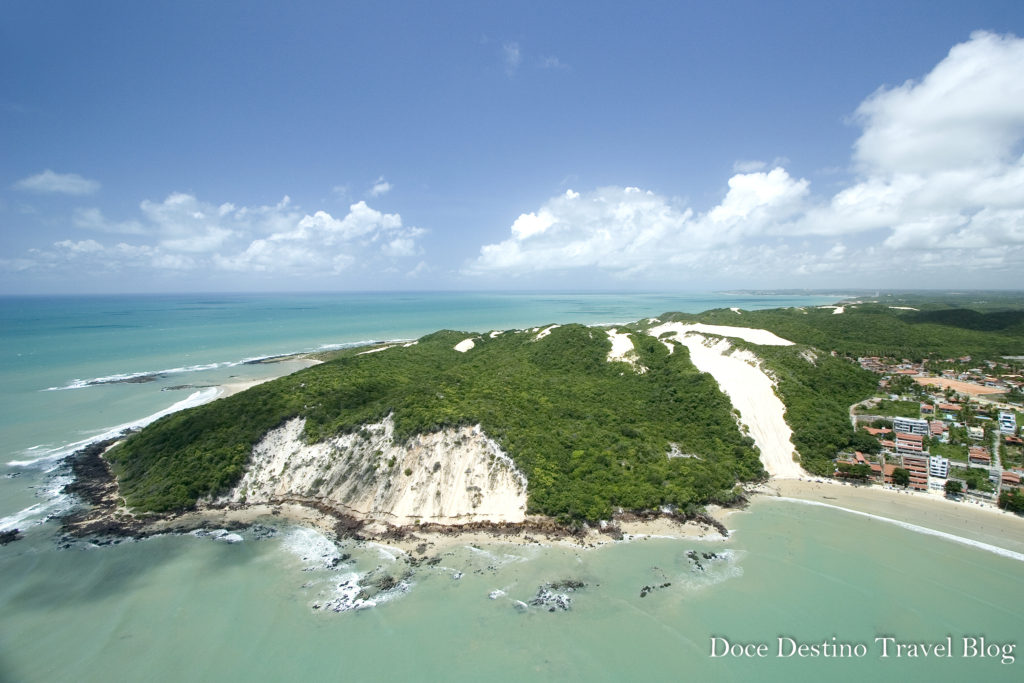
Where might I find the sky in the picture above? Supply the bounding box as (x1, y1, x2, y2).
(2, 0, 1024, 294)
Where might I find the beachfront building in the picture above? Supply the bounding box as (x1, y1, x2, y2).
(929, 455, 949, 479)
(900, 454, 929, 491)
(893, 417, 929, 436)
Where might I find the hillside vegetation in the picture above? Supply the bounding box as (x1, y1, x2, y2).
(107, 302, 1017, 521)
(660, 304, 1024, 360)
(108, 325, 765, 520)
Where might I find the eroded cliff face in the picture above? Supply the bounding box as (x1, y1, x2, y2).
(223, 416, 528, 525)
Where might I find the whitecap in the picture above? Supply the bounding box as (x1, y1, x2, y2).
(8, 388, 220, 469)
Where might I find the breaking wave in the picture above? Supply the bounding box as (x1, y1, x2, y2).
(7, 388, 220, 469)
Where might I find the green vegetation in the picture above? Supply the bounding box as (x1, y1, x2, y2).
(892, 468, 910, 487)
(741, 344, 878, 476)
(944, 480, 962, 496)
(998, 488, 1024, 514)
(108, 325, 764, 520)
(950, 467, 995, 493)
(869, 400, 922, 418)
(661, 304, 1024, 360)
(927, 442, 968, 463)
(836, 462, 871, 480)
(106, 299, 1024, 522)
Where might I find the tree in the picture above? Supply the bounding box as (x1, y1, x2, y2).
(998, 488, 1024, 513)
(850, 429, 881, 454)
(892, 467, 910, 487)
(944, 480, 962, 496)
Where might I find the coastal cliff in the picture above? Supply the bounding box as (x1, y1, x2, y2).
(223, 416, 527, 525)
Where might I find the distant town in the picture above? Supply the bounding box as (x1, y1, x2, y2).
(842, 354, 1023, 510)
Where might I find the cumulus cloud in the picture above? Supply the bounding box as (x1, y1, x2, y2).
(23, 192, 424, 280)
(468, 31, 1024, 284)
(13, 170, 100, 195)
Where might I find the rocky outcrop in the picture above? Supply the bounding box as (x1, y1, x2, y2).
(224, 416, 529, 525)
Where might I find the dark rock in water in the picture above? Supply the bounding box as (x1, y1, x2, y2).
(686, 550, 705, 572)
(373, 575, 398, 591)
(0, 529, 23, 545)
(247, 524, 278, 541)
(5, 471, 21, 479)
(527, 580, 586, 611)
(548, 579, 586, 591)
(640, 582, 672, 598)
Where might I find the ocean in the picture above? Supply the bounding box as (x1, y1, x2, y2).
(1, 292, 1021, 682)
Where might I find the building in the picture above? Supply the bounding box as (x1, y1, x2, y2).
(967, 426, 985, 440)
(893, 417, 929, 436)
(968, 446, 991, 465)
(999, 411, 1017, 435)
(929, 455, 949, 479)
(895, 432, 925, 454)
(928, 420, 948, 442)
(900, 454, 929, 491)
(1003, 471, 1021, 490)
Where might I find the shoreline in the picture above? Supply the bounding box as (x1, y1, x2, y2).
(57, 434, 1024, 559)
(753, 477, 1024, 555)
(57, 429, 736, 554)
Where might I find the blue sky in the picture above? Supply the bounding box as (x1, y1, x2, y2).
(3, 1, 1024, 294)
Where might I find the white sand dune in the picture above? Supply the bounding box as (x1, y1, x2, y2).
(649, 322, 794, 347)
(454, 338, 475, 353)
(606, 328, 646, 373)
(648, 322, 804, 479)
(534, 324, 560, 340)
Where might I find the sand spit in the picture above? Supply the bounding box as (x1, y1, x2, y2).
(225, 416, 528, 526)
(647, 323, 803, 479)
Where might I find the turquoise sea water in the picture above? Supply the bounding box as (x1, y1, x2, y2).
(1, 292, 1021, 682)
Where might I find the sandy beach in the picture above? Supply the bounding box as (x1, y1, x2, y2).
(757, 478, 1024, 555)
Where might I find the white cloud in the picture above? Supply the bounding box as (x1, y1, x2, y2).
(468, 31, 1024, 285)
(54, 239, 104, 254)
(14, 170, 100, 196)
(503, 41, 521, 75)
(73, 207, 146, 235)
(17, 192, 424, 280)
(369, 177, 392, 197)
(539, 56, 570, 70)
(854, 31, 1024, 174)
(732, 160, 767, 173)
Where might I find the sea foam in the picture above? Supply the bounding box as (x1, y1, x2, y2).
(776, 497, 1024, 562)
(8, 388, 219, 469)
